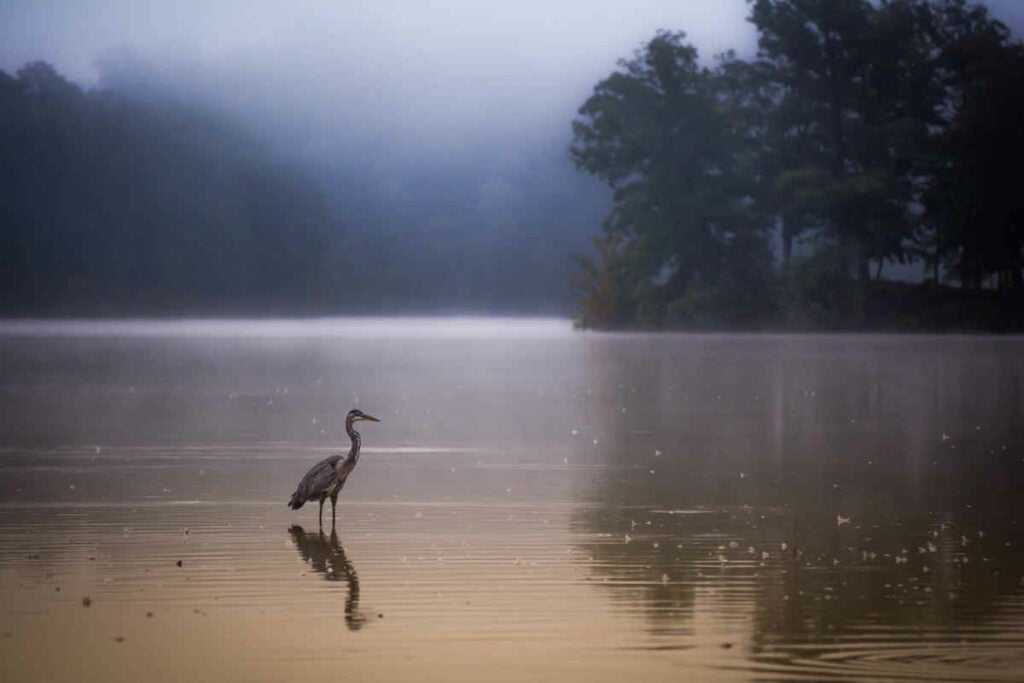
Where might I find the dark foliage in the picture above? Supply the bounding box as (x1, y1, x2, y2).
(570, 0, 1024, 330)
(0, 62, 340, 315)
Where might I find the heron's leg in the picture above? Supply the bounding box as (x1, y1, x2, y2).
(318, 497, 324, 528)
(331, 492, 339, 528)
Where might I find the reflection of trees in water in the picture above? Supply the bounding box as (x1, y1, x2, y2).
(575, 336, 1024, 649)
(288, 525, 366, 630)
(579, 336, 1024, 515)
(575, 504, 1024, 648)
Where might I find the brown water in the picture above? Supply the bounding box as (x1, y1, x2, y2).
(0, 319, 1022, 681)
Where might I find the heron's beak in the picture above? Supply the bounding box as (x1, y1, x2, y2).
(359, 414, 381, 423)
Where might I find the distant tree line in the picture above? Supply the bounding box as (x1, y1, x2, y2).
(570, 0, 1024, 330)
(0, 61, 352, 315)
(0, 59, 606, 317)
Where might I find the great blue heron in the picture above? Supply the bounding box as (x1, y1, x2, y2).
(287, 408, 380, 527)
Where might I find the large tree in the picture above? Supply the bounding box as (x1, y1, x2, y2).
(749, 0, 939, 284)
(922, 1, 1024, 289)
(569, 32, 775, 328)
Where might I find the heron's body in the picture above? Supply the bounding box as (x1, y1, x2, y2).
(288, 409, 379, 527)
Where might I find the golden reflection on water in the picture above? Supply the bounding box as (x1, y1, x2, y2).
(1, 497, 1021, 682)
(0, 323, 1022, 681)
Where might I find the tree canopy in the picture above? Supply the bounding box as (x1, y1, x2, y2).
(571, 0, 1024, 329)
(0, 61, 338, 315)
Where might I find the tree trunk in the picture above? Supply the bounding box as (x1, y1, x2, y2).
(781, 216, 793, 270)
(857, 250, 870, 282)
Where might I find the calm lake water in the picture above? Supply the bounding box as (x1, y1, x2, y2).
(0, 318, 1022, 681)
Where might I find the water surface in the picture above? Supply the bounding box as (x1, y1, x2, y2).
(0, 319, 1022, 681)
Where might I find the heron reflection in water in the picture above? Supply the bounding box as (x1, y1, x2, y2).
(289, 525, 366, 630)
(288, 408, 380, 528)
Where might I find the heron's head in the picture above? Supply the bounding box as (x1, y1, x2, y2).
(347, 408, 380, 424)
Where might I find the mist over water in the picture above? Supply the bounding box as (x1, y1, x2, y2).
(0, 319, 1021, 681)
(3, 0, 1024, 678)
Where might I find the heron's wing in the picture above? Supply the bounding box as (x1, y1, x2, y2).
(291, 455, 342, 503)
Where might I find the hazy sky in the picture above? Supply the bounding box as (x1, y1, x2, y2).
(2, 0, 1022, 155)
(0, 1, 751, 155)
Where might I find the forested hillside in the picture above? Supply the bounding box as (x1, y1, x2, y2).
(0, 60, 605, 316)
(0, 62, 344, 315)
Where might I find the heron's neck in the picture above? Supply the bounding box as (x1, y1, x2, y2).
(345, 419, 361, 459)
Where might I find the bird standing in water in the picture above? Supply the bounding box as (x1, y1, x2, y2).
(288, 409, 380, 527)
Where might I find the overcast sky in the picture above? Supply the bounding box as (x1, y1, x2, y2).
(2, 0, 1022, 156)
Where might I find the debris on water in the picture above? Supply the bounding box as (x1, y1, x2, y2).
(68, 484, 75, 490)
(661, 574, 669, 584)
(728, 541, 738, 549)
(114, 636, 125, 643)
(571, 429, 579, 436)
(593, 439, 599, 445)
(176, 560, 183, 567)
(624, 534, 632, 544)
(961, 535, 969, 547)
(82, 596, 92, 607)
(761, 551, 770, 560)
(146, 612, 154, 618)
(780, 542, 788, 551)
(378, 613, 384, 618)
(720, 642, 733, 649)
(95, 446, 101, 454)
(837, 515, 851, 526)
(739, 472, 745, 479)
